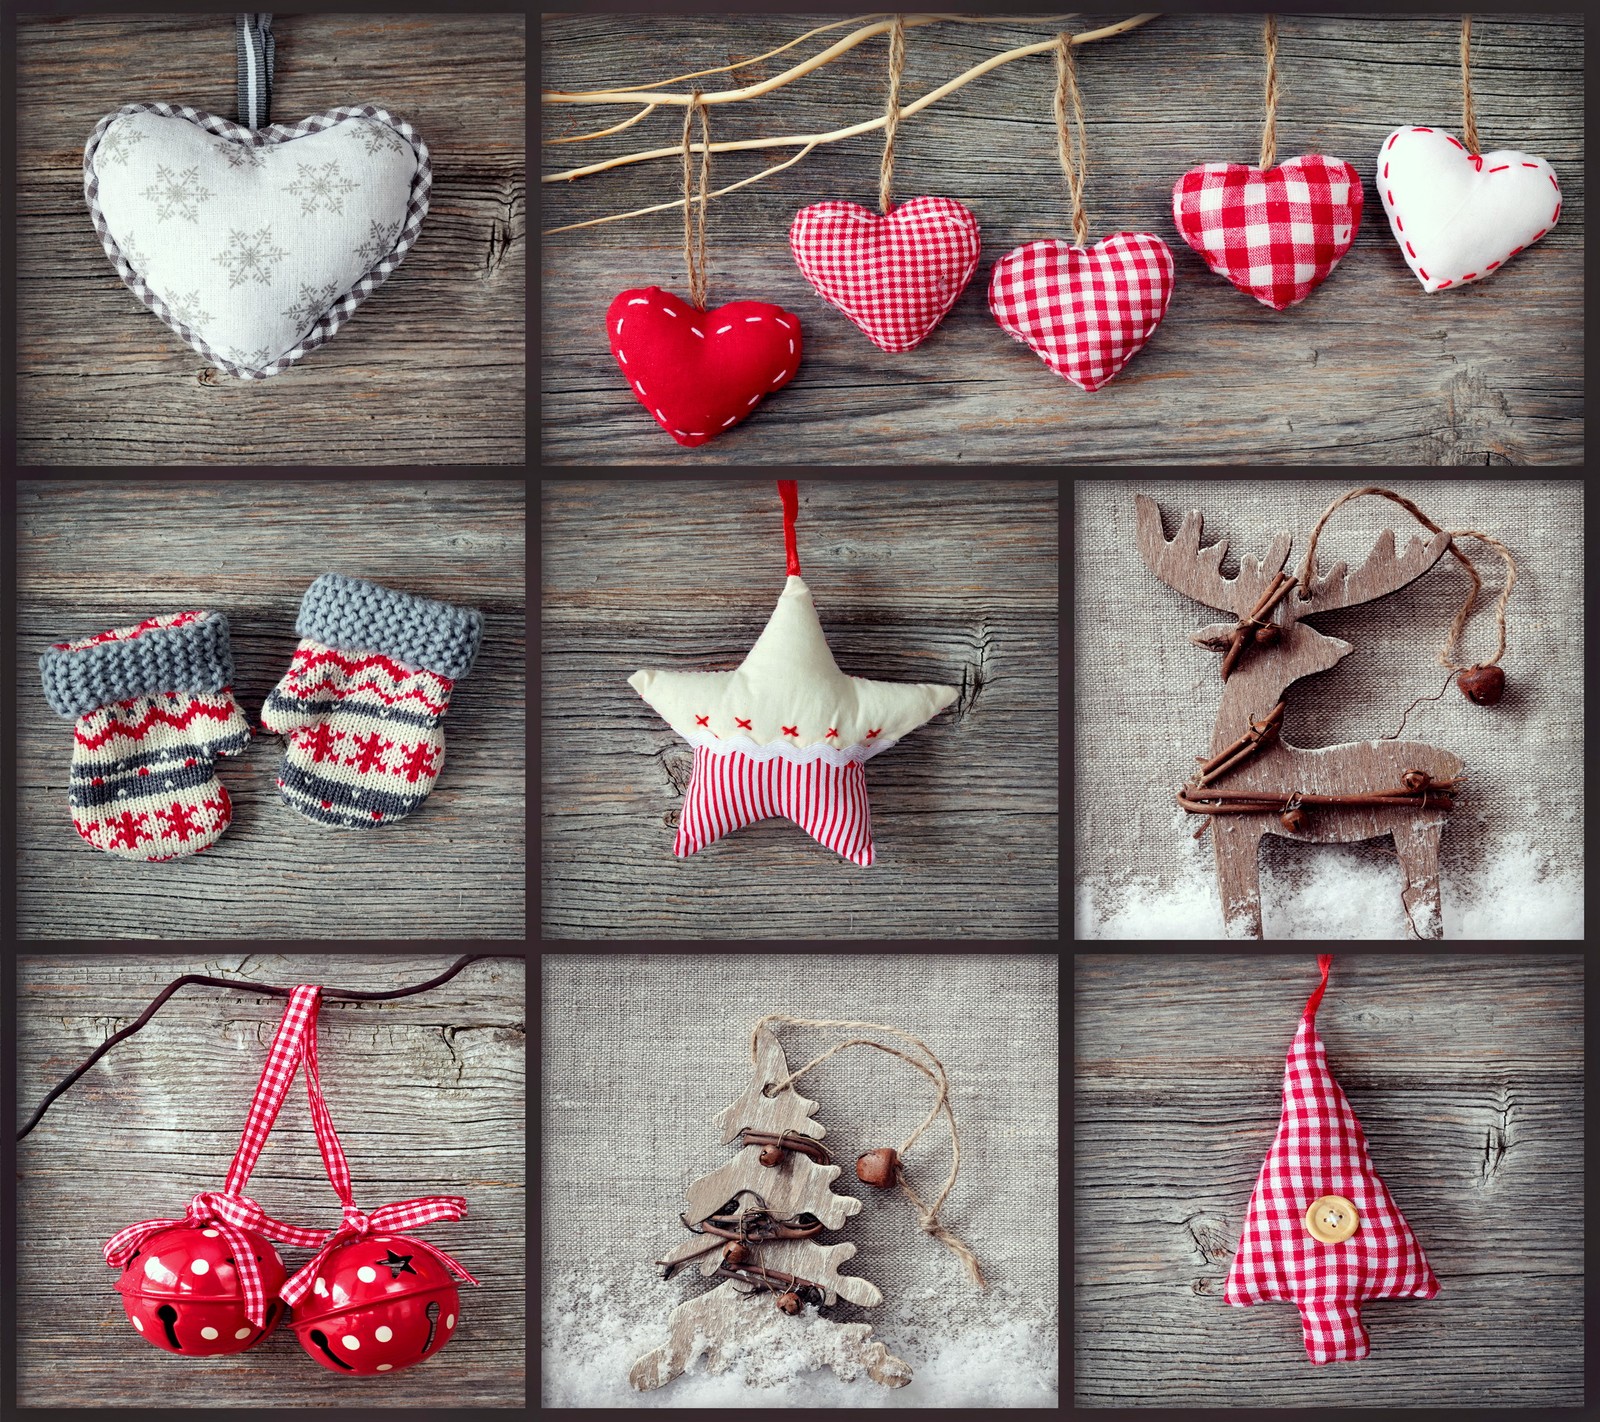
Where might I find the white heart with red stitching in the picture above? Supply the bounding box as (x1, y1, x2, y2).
(1376, 125, 1560, 293)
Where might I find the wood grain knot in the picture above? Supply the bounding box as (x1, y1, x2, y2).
(1181, 1212, 1234, 1265)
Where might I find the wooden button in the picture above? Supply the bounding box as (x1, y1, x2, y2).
(1305, 1194, 1359, 1244)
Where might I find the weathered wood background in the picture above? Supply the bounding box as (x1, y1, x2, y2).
(15, 953, 526, 1408)
(16, 479, 526, 939)
(18, 14, 525, 465)
(542, 13, 1582, 465)
(540, 478, 1059, 939)
(1075, 953, 1583, 1406)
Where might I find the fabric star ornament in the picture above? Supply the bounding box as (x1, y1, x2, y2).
(1376, 126, 1560, 292)
(607, 287, 802, 447)
(629, 482, 957, 866)
(789, 196, 982, 352)
(1226, 956, 1439, 1365)
(1171, 155, 1362, 310)
(988, 233, 1175, 392)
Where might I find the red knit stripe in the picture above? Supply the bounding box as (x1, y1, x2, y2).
(284, 676, 450, 713)
(290, 647, 451, 686)
(75, 700, 237, 749)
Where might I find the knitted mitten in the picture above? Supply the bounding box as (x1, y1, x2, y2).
(39, 611, 250, 860)
(260, 574, 483, 828)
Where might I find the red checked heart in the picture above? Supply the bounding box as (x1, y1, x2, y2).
(790, 196, 981, 352)
(1171, 155, 1363, 310)
(607, 287, 802, 448)
(988, 233, 1175, 392)
(1377, 126, 1560, 293)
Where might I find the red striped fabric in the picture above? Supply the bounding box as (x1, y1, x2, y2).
(675, 747, 875, 867)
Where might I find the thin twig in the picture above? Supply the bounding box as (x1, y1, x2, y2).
(541, 14, 1160, 185)
(546, 103, 659, 145)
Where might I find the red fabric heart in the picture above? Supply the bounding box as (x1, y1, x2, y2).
(607, 287, 802, 448)
(1172, 155, 1363, 310)
(988, 233, 1175, 392)
(789, 196, 982, 352)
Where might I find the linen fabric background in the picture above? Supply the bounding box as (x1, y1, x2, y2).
(542, 953, 1058, 1390)
(92, 111, 416, 368)
(1074, 478, 1583, 935)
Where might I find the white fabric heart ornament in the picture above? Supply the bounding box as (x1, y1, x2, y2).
(1377, 126, 1560, 293)
(85, 102, 430, 378)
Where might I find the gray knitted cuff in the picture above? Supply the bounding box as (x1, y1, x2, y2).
(296, 574, 484, 681)
(40, 611, 235, 719)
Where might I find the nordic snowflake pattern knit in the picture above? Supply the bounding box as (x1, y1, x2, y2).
(39, 610, 250, 861)
(260, 575, 483, 829)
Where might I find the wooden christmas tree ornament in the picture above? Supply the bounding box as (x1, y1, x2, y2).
(629, 1019, 984, 1392)
(1135, 488, 1516, 940)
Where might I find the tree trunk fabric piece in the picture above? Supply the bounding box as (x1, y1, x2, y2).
(789, 196, 982, 353)
(607, 287, 803, 447)
(1224, 955, 1439, 1364)
(988, 234, 1175, 392)
(1171, 156, 1363, 310)
(38, 611, 250, 861)
(84, 102, 429, 379)
(1376, 127, 1560, 293)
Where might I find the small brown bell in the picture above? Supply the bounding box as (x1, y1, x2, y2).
(774, 1290, 802, 1315)
(1253, 622, 1281, 645)
(1401, 769, 1430, 792)
(1279, 806, 1306, 834)
(855, 1147, 899, 1187)
(722, 1241, 751, 1267)
(1457, 665, 1505, 706)
(758, 1145, 784, 1167)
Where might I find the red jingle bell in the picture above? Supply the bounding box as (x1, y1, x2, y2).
(290, 1234, 461, 1375)
(115, 1223, 287, 1356)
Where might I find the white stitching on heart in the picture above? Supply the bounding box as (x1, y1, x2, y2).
(627, 298, 649, 306)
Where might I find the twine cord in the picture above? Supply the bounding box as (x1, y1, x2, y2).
(1461, 16, 1479, 156)
(1296, 486, 1517, 672)
(1259, 14, 1280, 170)
(752, 1015, 986, 1289)
(1054, 34, 1089, 247)
(879, 14, 905, 214)
(681, 90, 711, 309)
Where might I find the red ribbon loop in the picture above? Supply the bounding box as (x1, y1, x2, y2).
(280, 1194, 480, 1307)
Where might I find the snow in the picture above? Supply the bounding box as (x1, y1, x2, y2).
(541, 1263, 1057, 1407)
(1076, 832, 1582, 939)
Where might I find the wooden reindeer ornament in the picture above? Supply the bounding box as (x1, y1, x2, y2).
(1135, 491, 1491, 939)
(630, 1020, 984, 1393)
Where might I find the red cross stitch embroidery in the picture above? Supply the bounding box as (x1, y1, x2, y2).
(825, 728, 838, 738)
(866, 728, 881, 738)
(735, 717, 753, 730)
(782, 725, 799, 737)
(695, 715, 710, 726)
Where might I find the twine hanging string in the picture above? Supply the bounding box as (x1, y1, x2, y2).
(1259, 14, 1281, 170)
(879, 14, 906, 214)
(1054, 34, 1089, 247)
(1460, 15, 1480, 156)
(681, 89, 711, 309)
(1296, 486, 1517, 672)
(753, 1015, 986, 1289)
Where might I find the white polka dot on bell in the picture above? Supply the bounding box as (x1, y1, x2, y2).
(202, 1229, 219, 1237)
(132, 1316, 144, 1332)
(377, 1364, 393, 1372)
(201, 1327, 219, 1340)
(191, 1259, 210, 1274)
(358, 1266, 377, 1283)
(235, 1327, 252, 1339)
(446, 1314, 455, 1329)
(375, 1326, 392, 1342)
(342, 1335, 360, 1350)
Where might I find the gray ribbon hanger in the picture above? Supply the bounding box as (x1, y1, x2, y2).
(236, 14, 275, 129)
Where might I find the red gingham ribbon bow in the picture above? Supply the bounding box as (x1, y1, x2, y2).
(281, 1196, 479, 1308)
(278, 983, 478, 1307)
(103, 986, 333, 1327)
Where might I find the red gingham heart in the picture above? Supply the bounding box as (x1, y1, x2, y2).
(1376, 126, 1560, 293)
(1172, 155, 1363, 310)
(607, 287, 802, 448)
(988, 233, 1175, 392)
(789, 196, 981, 352)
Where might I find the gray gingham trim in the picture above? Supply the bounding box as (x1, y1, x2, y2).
(82, 102, 431, 380)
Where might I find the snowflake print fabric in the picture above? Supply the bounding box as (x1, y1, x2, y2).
(1225, 955, 1439, 1365)
(84, 105, 429, 378)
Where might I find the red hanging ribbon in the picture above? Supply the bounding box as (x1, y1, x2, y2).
(778, 480, 801, 576)
(104, 985, 330, 1327)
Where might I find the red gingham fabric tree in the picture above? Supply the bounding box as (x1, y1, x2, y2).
(1225, 956, 1439, 1364)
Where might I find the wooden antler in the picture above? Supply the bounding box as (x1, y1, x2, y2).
(1291, 527, 1454, 618)
(1134, 493, 1291, 618)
